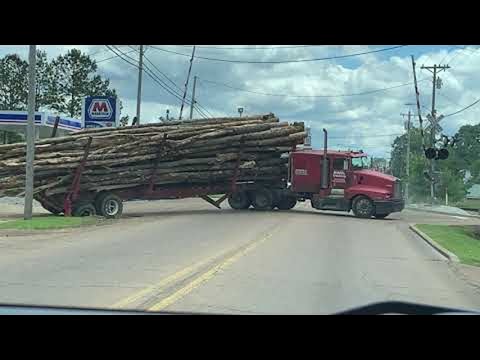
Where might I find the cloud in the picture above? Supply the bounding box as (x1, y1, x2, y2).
(1, 44, 479, 159)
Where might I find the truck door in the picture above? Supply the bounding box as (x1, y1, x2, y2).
(332, 157, 348, 190)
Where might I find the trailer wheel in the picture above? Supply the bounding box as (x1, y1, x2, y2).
(352, 196, 374, 218)
(72, 202, 97, 217)
(228, 191, 251, 210)
(252, 188, 273, 211)
(97, 193, 123, 218)
(277, 196, 297, 210)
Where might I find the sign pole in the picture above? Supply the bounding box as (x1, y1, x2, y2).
(24, 45, 36, 220)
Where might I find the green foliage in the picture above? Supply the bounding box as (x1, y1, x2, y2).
(50, 49, 115, 117)
(119, 115, 129, 126)
(416, 224, 480, 266)
(0, 54, 28, 110)
(390, 125, 468, 203)
(0, 215, 98, 230)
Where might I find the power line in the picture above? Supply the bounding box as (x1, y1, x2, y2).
(443, 97, 480, 118)
(437, 92, 463, 108)
(108, 46, 211, 119)
(95, 49, 138, 63)
(169, 45, 321, 50)
(106, 46, 207, 118)
(198, 77, 428, 98)
(127, 46, 214, 119)
(329, 133, 402, 139)
(90, 45, 129, 58)
(147, 45, 408, 64)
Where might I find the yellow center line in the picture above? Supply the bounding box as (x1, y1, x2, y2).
(110, 255, 219, 309)
(148, 232, 274, 312)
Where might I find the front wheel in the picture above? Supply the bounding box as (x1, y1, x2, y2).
(352, 196, 375, 218)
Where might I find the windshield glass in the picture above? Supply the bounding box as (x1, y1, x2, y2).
(351, 157, 368, 169)
(0, 44, 479, 316)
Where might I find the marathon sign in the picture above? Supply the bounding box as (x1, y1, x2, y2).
(82, 96, 119, 129)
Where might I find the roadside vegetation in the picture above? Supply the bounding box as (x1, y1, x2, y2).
(417, 224, 480, 266)
(0, 215, 99, 230)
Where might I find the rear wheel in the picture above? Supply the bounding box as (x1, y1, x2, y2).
(252, 188, 273, 211)
(72, 202, 96, 217)
(277, 196, 297, 210)
(228, 191, 251, 210)
(375, 213, 390, 219)
(352, 196, 374, 218)
(96, 193, 123, 218)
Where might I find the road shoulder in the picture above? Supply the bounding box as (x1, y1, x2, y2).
(409, 224, 460, 262)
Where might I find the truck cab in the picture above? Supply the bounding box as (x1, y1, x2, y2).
(289, 149, 404, 218)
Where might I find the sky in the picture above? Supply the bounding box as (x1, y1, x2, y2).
(1, 44, 479, 159)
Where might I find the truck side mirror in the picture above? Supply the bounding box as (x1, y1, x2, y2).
(344, 160, 349, 170)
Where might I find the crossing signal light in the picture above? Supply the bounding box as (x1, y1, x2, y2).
(425, 148, 437, 159)
(424, 147, 449, 160)
(437, 148, 449, 160)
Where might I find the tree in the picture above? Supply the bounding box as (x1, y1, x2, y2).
(50, 49, 116, 117)
(390, 127, 424, 180)
(0, 54, 28, 110)
(34, 50, 59, 111)
(390, 125, 472, 203)
(119, 115, 129, 126)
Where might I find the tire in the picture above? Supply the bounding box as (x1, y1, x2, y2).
(227, 191, 251, 210)
(352, 196, 375, 218)
(375, 213, 390, 219)
(94, 192, 109, 214)
(252, 188, 273, 211)
(277, 196, 297, 210)
(96, 193, 123, 218)
(72, 202, 97, 217)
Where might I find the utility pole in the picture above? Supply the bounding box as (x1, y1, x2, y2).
(420, 64, 450, 204)
(401, 109, 412, 204)
(179, 46, 196, 120)
(189, 75, 197, 120)
(24, 45, 37, 220)
(136, 45, 144, 125)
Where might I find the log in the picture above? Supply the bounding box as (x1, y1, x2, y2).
(0, 114, 304, 198)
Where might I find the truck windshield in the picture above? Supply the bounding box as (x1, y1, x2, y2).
(351, 157, 368, 169)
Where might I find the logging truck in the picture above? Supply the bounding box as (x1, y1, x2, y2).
(34, 129, 404, 219)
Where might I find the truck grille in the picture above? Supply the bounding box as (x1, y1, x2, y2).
(393, 180, 402, 199)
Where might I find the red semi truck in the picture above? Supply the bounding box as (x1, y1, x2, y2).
(36, 130, 404, 219)
(228, 145, 404, 219)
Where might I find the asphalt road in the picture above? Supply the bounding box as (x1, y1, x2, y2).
(0, 199, 479, 314)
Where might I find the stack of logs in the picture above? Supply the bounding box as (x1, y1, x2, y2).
(0, 113, 305, 198)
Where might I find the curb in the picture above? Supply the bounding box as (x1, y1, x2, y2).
(409, 224, 460, 262)
(406, 207, 480, 219)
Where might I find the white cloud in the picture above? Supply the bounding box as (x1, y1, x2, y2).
(1, 44, 479, 159)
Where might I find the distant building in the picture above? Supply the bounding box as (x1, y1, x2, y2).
(467, 184, 480, 200)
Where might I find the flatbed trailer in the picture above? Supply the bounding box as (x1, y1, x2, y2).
(34, 138, 292, 218)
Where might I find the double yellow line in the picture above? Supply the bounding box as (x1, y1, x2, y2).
(111, 228, 277, 312)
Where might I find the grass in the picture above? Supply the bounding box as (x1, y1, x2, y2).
(416, 224, 480, 267)
(455, 199, 480, 211)
(0, 215, 99, 230)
